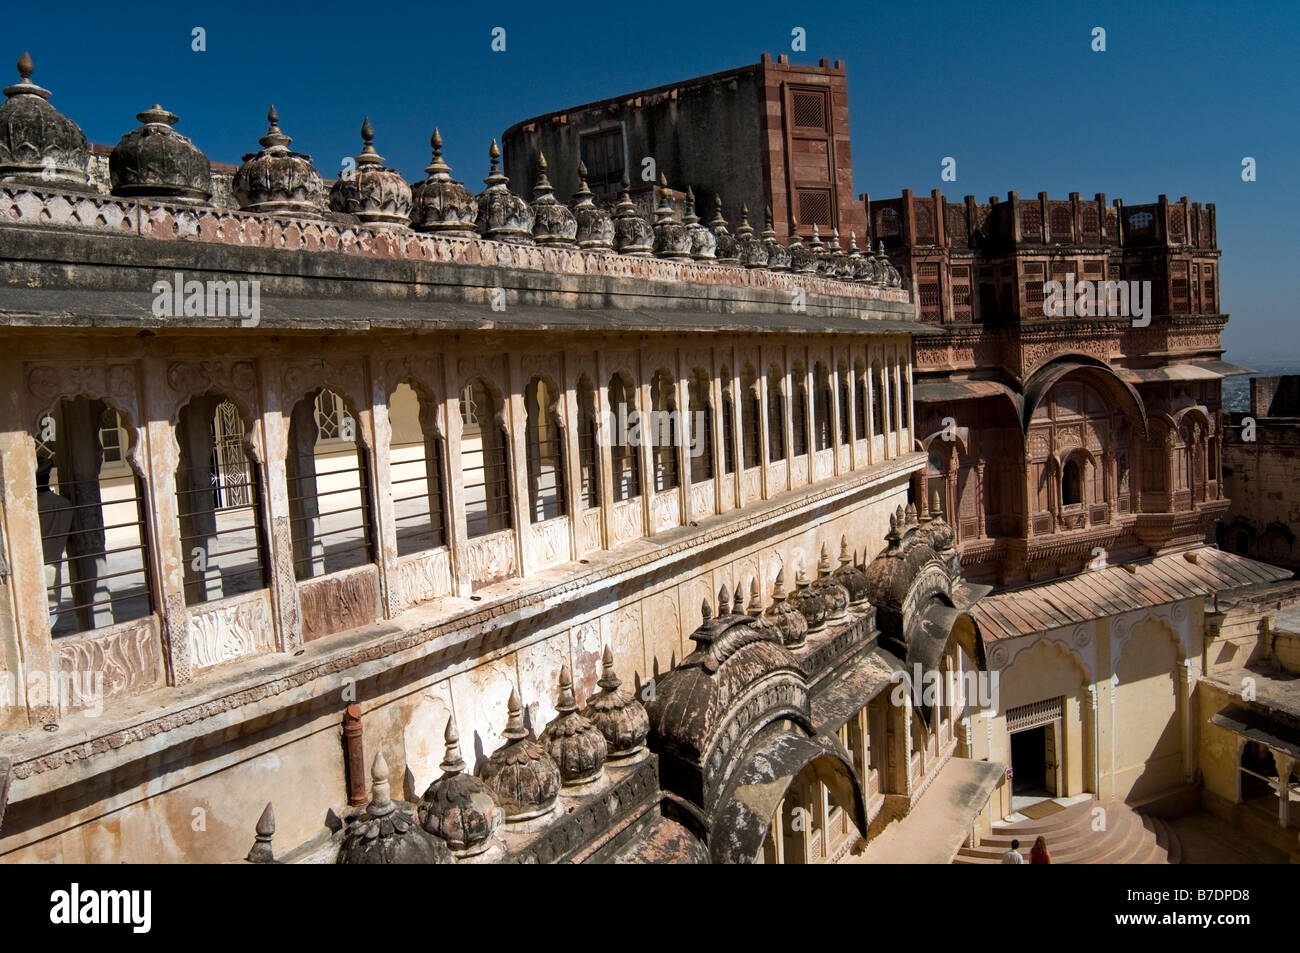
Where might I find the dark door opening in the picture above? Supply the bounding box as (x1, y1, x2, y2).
(1011, 725, 1049, 796)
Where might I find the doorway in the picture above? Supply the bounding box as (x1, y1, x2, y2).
(1010, 723, 1058, 799)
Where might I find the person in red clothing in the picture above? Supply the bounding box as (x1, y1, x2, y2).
(1030, 835, 1051, 864)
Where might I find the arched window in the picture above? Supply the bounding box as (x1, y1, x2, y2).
(608, 373, 641, 501)
(871, 361, 885, 435)
(287, 387, 375, 579)
(767, 365, 786, 463)
(525, 376, 566, 522)
(651, 369, 679, 492)
(388, 382, 449, 556)
(741, 364, 761, 469)
(854, 361, 868, 440)
(176, 395, 268, 604)
(35, 397, 154, 636)
(792, 362, 809, 456)
(814, 362, 832, 452)
(887, 362, 900, 432)
(1062, 458, 1083, 506)
(576, 375, 600, 508)
(689, 369, 714, 484)
(720, 366, 736, 475)
(899, 371, 910, 431)
(460, 379, 513, 537)
(837, 363, 851, 447)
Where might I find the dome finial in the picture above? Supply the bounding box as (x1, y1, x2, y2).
(556, 664, 578, 713)
(357, 116, 382, 165)
(483, 137, 507, 185)
(772, 566, 788, 600)
(701, 599, 712, 622)
(424, 127, 451, 177)
(258, 105, 292, 150)
(718, 584, 730, 613)
(367, 750, 395, 817)
(5, 50, 52, 100)
(503, 686, 528, 740)
(17, 52, 33, 81)
(440, 715, 466, 774)
(598, 645, 622, 692)
(246, 802, 276, 863)
(819, 542, 833, 576)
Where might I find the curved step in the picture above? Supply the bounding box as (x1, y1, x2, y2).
(956, 798, 1173, 865)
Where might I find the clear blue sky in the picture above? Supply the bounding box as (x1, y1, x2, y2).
(7, 0, 1296, 361)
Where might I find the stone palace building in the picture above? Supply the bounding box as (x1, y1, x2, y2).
(0, 51, 1296, 864)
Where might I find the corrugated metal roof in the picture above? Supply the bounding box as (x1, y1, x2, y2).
(968, 548, 1292, 642)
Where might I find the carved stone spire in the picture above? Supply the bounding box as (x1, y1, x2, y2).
(418, 716, 503, 857)
(684, 186, 717, 260)
(0, 52, 90, 188)
(762, 206, 791, 271)
(481, 686, 561, 820)
(410, 128, 478, 236)
(571, 160, 614, 251)
(652, 174, 692, 260)
(737, 204, 768, 268)
(245, 802, 276, 863)
(232, 106, 325, 215)
(529, 151, 577, 247)
(581, 646, 649, 759)
(541, 665, 608, 787)
(474, 138, 534, 243)
(612, 172, 653, 256)
(709, 195, 738, 262)
(329, 117, 411, 225)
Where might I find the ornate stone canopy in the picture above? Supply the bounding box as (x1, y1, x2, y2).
(328, 118, 412, 225)
(337, 752, 455, 864)
(0, 53, 89, 189)
(409, 128, 479, 236)
(474, 139, 534, 243)
(232, 106, 325, 216)
(109, 105, 211, 203)
(480, 687, 560, 820)
(540, 664, 607, 786)
(418, 716, 503, 856)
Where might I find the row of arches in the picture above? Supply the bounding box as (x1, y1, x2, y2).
(29, 352, 913, 639)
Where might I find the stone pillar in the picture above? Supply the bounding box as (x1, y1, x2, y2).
(674, 356, 690, 526)
(1233, 735, 1248, 804)
(864, 351, 876, 466)
(176, 395, 224, 604)
(559, 353, 583, 558)
(256, 360, 302, 651)
(593, 348, 616, 547)
(285, 396, 325, 579)
(829, 356, 843, 476)
(368, 359, 400, 617)
(505, 352, 534, 571)
(757, 350, 771, 500)
(54, 399, 114, 631)
(1271, 751, 1294, 828)
(636, 353, 654, 534)
(880, 353, 893, 461)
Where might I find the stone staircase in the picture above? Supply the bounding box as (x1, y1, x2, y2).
(954, 799, 1182, 864)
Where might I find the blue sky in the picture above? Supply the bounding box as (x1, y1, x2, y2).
(7, 0, 1297, 361)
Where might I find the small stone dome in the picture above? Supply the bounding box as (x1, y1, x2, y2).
(571, 161, 614, 251)
(761, 207, 791, 271)
(337, 752, 455, 864)
(232, 106, 325, 216)
(847, 233, 874, 282)
(409, 128, 478, 236)
(786, 561, 829, 631)
(612, 174, 653, 256)
(581, 645, 650, 759)
(827, 229, 854, 280)
(831, 535, 871, 606)
(810, 543, 851, 620)
(918, 490, 956, 554)
(709, 196, 738, 263)
(480, 687, 560, 821)
(759, 567, 810, 648)
(109, 105, 211, 203)
(540, 664, 607, 786)
(736, 206, 768, 268)
(474, 139, 534, 243)
(683, 188, 716, 260)
(788, 218, 819, 274)
(418, 716, 503, 857)
(0, 53, 90, 189)
(864, 511, 933, 611)
(652, 176, 692, 261)
(329, 118, 411, 225)
(528, 153, 577, 247)
(876, 241, 901, 287)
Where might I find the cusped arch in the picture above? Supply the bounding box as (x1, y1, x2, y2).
(1020, 356, 1148, 439)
